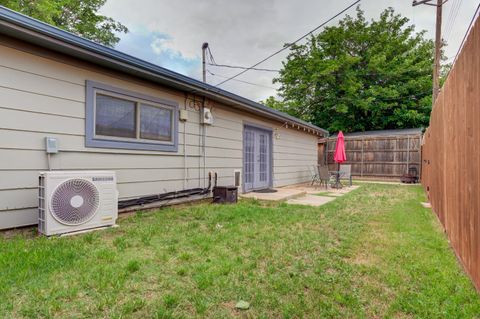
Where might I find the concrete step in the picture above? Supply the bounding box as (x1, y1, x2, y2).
(287, 194, 337, 207)
(240, 189, 306, 201)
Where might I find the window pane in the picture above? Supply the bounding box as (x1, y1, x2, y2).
(140, 104, 173, 141)
(96, 94, 136, 138)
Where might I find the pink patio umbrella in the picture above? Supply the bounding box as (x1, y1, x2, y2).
(333, 131, 346, 187)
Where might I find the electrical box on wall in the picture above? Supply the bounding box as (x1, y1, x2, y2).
(201, 108, 214, 125)
(45, 137, 58, 154)
(179, 109, 188, 121)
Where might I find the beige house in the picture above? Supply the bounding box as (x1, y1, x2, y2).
(0, 6, 327, 229)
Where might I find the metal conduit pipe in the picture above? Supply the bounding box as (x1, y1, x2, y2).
(183, 93, 188, 189)
(202, 97, 207, 189)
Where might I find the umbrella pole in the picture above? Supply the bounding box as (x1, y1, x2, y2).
(337, 162, 340, 188)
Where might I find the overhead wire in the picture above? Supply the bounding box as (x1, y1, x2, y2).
(206, 46, 217, 65)
(206, 70, 277, 90)
(419, 0, 449, 6)
(450, 2, 480, 68)
(207, 62, 280, 72)
(443, 0, 456, 39)
(444, 0, 462, 44)
(213, 0, 361, 87)
(205, 0, 434, 104)
(206, 45, 280, 71)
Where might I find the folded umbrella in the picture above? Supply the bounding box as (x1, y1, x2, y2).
(334, 131, 346, 164)
(333, 131, 346, 187)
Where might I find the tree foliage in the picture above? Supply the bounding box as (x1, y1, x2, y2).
(266, 7, 436, 133)
(0, 0, 127, 47)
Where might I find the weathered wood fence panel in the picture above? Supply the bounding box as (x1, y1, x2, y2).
(421, 16, 480, 291)
(321, 133, 422, 179)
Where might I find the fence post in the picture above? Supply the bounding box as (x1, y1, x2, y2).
(361, 138, 364, 177)
(418, 134, 422, 181)
(393, 137, 397, 177)
(406, 136, 410, 174)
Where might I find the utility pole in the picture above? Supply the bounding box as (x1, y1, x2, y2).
(202, 42, 208, 83)
(432, 0, 443, 103)
(412, 0, 443, 104)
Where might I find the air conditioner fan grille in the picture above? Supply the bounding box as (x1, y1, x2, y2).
(51, 179, 99, 225)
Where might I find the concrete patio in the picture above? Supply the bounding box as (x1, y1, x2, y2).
(240, 183, 359, 207)
(240, 188, 306, 201)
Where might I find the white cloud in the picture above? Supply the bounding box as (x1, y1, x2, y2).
(102, 0, 479, 102)
(150, 37, 199, 61)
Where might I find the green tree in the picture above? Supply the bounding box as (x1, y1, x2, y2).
(0, 0, 127, 47)
(266, 7, 435, 133)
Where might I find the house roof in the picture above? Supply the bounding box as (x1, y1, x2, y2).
(0, 6, 328, 136)
(328, 128, 423, 138)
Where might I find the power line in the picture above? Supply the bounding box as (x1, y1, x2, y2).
(412, 0, 445, 103)
(413, 0, 449, 6)
(206, 45, 280, 71)
(444, 0, 462, 43)
(214, 0, 361, 87)
(207, 62, 280, 72)
(451, 2, 480, 68)
(443, 0, 457, 39)
(206, 46, 217, 65)
(207, 70, 277, 90)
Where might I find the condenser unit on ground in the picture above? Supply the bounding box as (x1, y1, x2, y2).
(38, 171, 118, 236)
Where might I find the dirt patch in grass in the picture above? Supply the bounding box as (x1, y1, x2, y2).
(1, 226, 38, 240)
(221, 301, 242, 317)
(351, 252, 379, 266)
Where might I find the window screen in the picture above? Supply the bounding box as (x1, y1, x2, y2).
(140, 103, 172, 141)
(95, 94, 136, 138)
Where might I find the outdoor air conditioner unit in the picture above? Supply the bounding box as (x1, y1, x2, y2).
(38, 171, 118, 236)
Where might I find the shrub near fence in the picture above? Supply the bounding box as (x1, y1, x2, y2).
(421, 16, 480, 291)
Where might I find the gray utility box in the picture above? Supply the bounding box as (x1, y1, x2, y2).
(213, 186, 238, 204)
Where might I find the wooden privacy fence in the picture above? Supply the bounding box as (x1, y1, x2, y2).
(319, 129, 422, 180)
(422, 16, 480, 291)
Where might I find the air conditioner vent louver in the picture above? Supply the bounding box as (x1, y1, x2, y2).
(51, 179, 99, 225)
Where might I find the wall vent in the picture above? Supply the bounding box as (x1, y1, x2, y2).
(234, 170, 241, 187)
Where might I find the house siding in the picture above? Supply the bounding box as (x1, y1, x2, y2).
(0, 38, 318, 229)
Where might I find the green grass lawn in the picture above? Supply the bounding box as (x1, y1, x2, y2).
(1, 184, 479, 318)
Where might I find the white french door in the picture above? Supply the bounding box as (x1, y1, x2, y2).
(244, 126, 272, 191)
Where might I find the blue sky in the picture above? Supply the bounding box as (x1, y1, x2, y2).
(115, 27, 201, 79)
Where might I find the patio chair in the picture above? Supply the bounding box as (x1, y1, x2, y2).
(318, 165, 334, 189)
(339, 164, 353, 187)
(309, 165, 320, 186)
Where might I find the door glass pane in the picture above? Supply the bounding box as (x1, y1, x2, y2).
(259, 134, 267, 182)
(96, 94, 136, 138)
(245, 131, 254, 184)
(140, 104, 173, 141)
